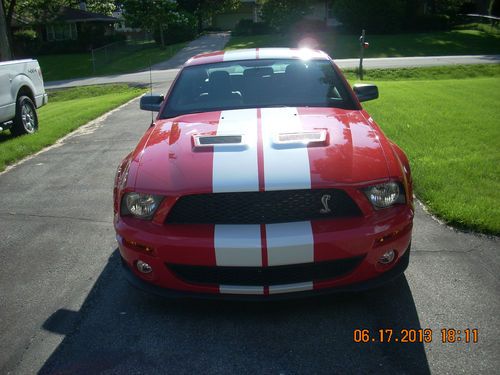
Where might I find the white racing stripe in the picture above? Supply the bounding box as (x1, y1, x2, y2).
(213, 109, 259, 193)
(260, 107, 311, 190)
(269, 282, 313, 295)
(266, 221, 314, 266)
(219, 285, 264, 295)
(223, 49, 257, 62)
(215, 225, 262, 266)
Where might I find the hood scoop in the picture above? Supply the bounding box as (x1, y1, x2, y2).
(193, 134, 245, 149)
(273, 130, 328, 147)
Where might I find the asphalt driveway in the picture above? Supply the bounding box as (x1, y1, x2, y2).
(0, 91, 498, 374)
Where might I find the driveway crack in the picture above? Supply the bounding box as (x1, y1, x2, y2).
(0, 211, 110, 224)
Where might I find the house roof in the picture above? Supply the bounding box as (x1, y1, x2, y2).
(52, 7, 119, 23)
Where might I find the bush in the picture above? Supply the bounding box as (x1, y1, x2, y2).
(154, 10, 196, 45)
(292, 19, 328, 34)
(333, 0, 405, 33)
(261, 0, 313, 32)
(412, 14, 451, 31)
(12, 29, 41, 56)
(167, 11, 197, 44)
(77, 24, 126, 50)
(233, 19, 271, 36)
(14, 29, 37, 41)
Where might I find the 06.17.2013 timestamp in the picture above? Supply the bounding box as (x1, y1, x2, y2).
(353, 329, 479, 343)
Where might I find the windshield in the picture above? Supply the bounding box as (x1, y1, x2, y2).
(161, 59, 357, 118)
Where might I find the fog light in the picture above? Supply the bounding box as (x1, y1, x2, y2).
(378, 250, 396, 264)
(136, 260, 152, 274)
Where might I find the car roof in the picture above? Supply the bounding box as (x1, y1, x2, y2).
(184, 48, 330, 67)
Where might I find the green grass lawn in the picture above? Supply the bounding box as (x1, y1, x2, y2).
(341, 63, 500, 81)
(0, 84, 147, 172)
(360, 74, 500, 234)
(38, 42, 186, 82)
(226, 26, 500, 58)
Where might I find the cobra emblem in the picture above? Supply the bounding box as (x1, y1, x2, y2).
(320, 194, 332, 214)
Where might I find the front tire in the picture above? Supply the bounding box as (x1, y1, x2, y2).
(12, 95, 38, 136)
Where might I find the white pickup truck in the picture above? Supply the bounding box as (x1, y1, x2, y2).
(0, 59, 48, 135)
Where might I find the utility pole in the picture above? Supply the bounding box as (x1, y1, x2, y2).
(0, 0, 12, 61)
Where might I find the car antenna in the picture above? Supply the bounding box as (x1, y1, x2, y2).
(149, 60, 154, 124)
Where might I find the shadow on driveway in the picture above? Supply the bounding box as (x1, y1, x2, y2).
(39, 250, 430, 374)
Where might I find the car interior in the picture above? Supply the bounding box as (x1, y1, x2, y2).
(163, 59, 353, 117)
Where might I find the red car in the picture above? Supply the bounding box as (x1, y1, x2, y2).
(114, 48, 413, 299)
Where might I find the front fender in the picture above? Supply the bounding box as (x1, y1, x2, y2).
(389, 141, 413, 205)
(11, 74, 37, 100)
(114, 154, 134, 214)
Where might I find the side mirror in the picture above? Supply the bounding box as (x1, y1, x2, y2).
(353, 84, 379, 102)
(140, 93, 164, 112)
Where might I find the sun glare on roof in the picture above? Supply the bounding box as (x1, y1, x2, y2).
(297, 36, 320, 55)
(297, 47, 315, 61)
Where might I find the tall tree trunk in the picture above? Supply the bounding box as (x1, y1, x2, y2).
(5, 0, 15, 25)
(0, 0, 12, 60)
(4, 0, 15, 52)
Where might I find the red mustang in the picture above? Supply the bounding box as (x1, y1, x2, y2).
(114, 48, 413, 299)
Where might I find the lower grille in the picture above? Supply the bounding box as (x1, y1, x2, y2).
(167, 256, 364, 286)
(166, 189, 362, 224)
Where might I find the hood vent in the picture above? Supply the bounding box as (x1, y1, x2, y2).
(193, 134, 244, 148)
(274, 130, 327, 145)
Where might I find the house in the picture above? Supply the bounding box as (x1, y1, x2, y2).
(40, 6, 118, 43)
(9, 1, 119, 56)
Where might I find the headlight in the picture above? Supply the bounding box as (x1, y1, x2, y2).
(364, 182, 405, 209)
(121, 192, 162, 219)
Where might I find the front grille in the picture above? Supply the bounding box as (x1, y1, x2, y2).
(166, 189, 362, 224)
(167, 256, 364, 286)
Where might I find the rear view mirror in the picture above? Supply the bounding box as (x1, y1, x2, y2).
(353, 84, 379, 102)
(140, 94, 164, 112)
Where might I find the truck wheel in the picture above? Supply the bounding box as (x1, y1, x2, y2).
(12, 95, 38, 136)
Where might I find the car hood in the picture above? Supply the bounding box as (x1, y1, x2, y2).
(132, 107, 392, 194)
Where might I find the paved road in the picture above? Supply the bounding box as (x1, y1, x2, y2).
(45, 54, 500, 90)
(336, 54, 500, 69)
(0, 95, 498, 375)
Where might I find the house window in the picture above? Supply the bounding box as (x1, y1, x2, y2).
(46, 23, 77, 41)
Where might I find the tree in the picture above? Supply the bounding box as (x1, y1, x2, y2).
(333, 0, 405, 33)
(6, 0, 115, 23)
(0, 0, 12, 60)
(122, 0, 181, 46)
(260, 0, 313, 32)
(492, 0, 500, 16)
(177, 0, 239, 33)
(424, 0, 470, 15)
(84, 0, 115, 15)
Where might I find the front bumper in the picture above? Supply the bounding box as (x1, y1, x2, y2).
(35, 93, 48, 108)
(121, 244, 411, 300)
(116, 205, 413, 298)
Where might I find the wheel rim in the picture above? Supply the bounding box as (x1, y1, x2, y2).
(21, 103, 36, 133)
